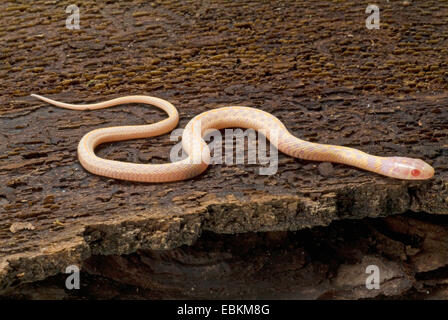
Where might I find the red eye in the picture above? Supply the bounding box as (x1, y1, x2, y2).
(411, 169, 421, 177)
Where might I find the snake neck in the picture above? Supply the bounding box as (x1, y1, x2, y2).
(279, 134, 384, 174)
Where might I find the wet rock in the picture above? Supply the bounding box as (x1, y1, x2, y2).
(2, 213, 448, 300)
(0, 0, 447, 296)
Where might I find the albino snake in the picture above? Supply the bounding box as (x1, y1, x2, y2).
(31, 94, 434, 182)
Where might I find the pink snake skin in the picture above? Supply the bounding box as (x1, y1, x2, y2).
(31, 94, 435, 182)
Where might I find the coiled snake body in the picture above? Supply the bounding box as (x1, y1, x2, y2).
(31, 94, 434, 182)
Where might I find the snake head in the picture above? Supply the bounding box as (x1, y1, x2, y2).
(387, 157, 434, 180)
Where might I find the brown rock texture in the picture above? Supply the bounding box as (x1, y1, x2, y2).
(0, 0, 447, 298)
(3, 213, 448, 299)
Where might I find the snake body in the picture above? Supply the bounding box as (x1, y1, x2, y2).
(31, 94, 434, 182)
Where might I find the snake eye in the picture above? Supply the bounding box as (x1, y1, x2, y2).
(411, 169, 421, 177)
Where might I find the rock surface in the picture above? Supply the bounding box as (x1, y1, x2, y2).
(2, 213, 448, 299)
(0, 0, 447, 297)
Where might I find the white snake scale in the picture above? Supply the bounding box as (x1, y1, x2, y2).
(31, 94, 435, 182)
